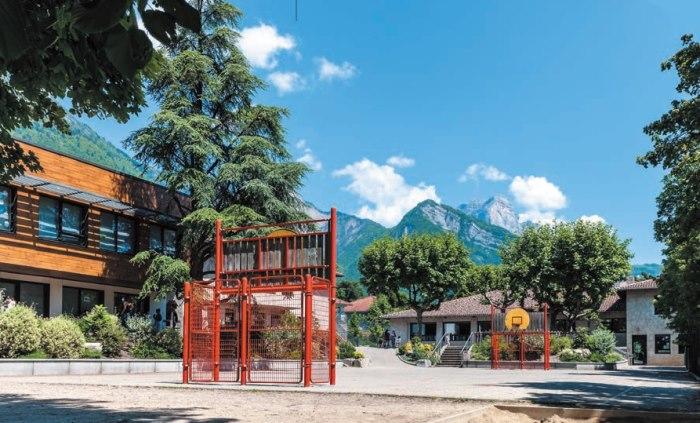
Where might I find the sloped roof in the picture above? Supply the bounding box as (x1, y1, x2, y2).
(344, 296, 376, 313)
(384, 291, 540, 319)
(598, 292, 625, 313)
(618, 279, 657, 291)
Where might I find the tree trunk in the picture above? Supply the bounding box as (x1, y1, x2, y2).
(415, 309, 423, 341)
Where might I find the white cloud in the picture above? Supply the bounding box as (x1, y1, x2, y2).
(295, 139, 322, 171)
(509, 175, 567, 224)
(239, 24, 295, 69)
(316, 57, 357, 81)
(458, 163, 510, 182)
(268, 71, 305, 95)
(580, 214, 606, 224)
(386, 155, 415, 168)
(333, 159, 439, 227)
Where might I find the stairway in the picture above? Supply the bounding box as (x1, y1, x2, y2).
(436, 344, 463, 367)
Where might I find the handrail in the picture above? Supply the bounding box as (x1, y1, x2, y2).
(459, 332, 475, 360)
(432, 332, 451, 361)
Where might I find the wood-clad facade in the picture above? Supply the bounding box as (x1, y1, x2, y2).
(0, 140, 186, 317)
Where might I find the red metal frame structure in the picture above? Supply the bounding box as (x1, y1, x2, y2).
(183, 209, 337, 386)
(490, 304, 550, 370)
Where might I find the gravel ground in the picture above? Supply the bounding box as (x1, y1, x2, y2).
(0, 381, 490, 423)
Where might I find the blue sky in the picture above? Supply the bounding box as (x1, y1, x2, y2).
(82, 0, 700, 264)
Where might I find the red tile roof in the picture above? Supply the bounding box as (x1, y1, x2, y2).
(598, 292, 625, 313)
(344, 296, 375, 313)
(384, 291, 540, 319)
(618, 279, 657, 291)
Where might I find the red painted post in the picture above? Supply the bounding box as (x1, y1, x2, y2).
(213, 219, 222, 382)
(182, 282, 191, 384)
(544, 304, 550, 370)
(304, 273, 313, 387)
(240, 277, 249, 385)
(490, 305, 497, 369)
(329, 208, 337, 385)
(519, 334, 525, 370)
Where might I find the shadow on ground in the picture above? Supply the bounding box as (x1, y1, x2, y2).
(500, 368, 700, 412)
(0, 394, 235, 422)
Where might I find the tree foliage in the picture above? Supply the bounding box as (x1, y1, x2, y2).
(359, 233, 474, 324)
(0, 0, 201, 183)
(337, 280, 365, 302)
(128, 1, 307, 297)
(639, 34, 700, 345)
(500, 221, 631, 331)
(463, 264, 527, 312)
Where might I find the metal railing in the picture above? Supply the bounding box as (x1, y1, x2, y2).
(431, 332, 451, 362)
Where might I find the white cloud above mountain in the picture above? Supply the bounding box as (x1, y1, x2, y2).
(509, 175, 567, 224)
(239, 24, 295, 69)
(316, 57, 357, 81)
(333, 158, 439, 227)
(268, 71, 305, 95)
(458, 163, 509, 182)
(295, 139, 322, 171)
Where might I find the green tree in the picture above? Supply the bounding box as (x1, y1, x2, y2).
(359, 233, 473, 325)
(0, 0, 200, 182)
(501, 222, 631, 331)
(364, 294, 393, 345)
(347, 313, 363, 345)
(463, 264, 528, 313)
(639, 34, 700, 351)
(337, 280, 365, 302)
(129, 0, 307, 298)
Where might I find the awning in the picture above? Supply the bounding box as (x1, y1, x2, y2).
(11, 174, 179, 225)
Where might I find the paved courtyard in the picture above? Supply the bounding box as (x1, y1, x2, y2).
(0, 348, 698, 421)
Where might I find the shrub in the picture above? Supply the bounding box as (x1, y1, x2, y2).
(524, 335, 544, 353)
(22, 350, 48, 358)
(398, 340, 413, 356)
(0, 305, 41, 358)
(470, 337, 491, 361)
(338, 340, 358, 359)
(353, 351, 364, 359)
(80, 348, 102, 359)
(125, 314, 153, 343)
(558, 347, 591, 362)
(155, 328, 182, 357)
(603, 352, 623, 363)
(572, 327, 590, 349)
(550, 335, 573, 355)
(131, 341, 170, 359)
(79, 305, 126, 357)
(40, 316, 85, 358)
(585, 328, 616, 355)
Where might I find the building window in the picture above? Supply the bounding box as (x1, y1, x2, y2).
(477, 320, 492, 333)
(38, 196, 86, 245)
(99, 212, 135, 254)
(678, 342, 686, 355)
(62, 287, 104, 316)
(653, 295, 662, 315)
(0, 280, 49, 317)
(0, 186, 15, 232)
(149, 224, 177, 256)
(600, 318, 626, 333)
(113, 292, 149, 316)
(409, 322, 436, 341)
(654, 334, 671, 354)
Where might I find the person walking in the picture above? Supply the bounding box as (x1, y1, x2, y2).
(390, 329, 397, 348)
(383, 329, 391, 348)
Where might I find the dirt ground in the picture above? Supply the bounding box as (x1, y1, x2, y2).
(0, 381, 491, 423)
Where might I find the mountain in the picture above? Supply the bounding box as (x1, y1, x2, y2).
(459, 196, 521, 234)
(311, 200, 517, 280)
(631, 263, 662, 278)
(12, 118, 154, 180)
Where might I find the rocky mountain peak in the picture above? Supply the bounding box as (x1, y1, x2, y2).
(459, 195, 521, 234)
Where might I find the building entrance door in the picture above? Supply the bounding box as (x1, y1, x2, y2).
(632, 335, 647, 365)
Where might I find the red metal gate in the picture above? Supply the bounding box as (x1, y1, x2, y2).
(183, 210, 338, 386)
(490, 304, 551, 370)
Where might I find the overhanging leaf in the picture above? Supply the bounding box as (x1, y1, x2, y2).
(72, 0, 130, 34)
(157, 0, 201, 33)
(142, 10, 177, 45)
(105, 26, 153, 78)
(0, 0, 29, 60)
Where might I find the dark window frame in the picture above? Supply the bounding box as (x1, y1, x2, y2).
(653, 295, 662, 315)
(409, 322, 437, 341)
(0, 279, 49, 317)
(0, 185, 17, 233)
(38, 195, 88, 246)
(654, 334, 671, 354)
(62, 286, 104, 316)
(148, 224, 178, 257)
(99, 211, 137, 255)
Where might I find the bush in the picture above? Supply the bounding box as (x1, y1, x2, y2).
(0, 305, 41, 358)
(603, 352, 623, 363)
(131, 341, 170, 359)
(79, 305, 126, 357)
(155, 328, 182, 357)
(572, 327, 590, 349)
(40, 316, 85, 358)
(550, 335, 573, 355)
(353, 351, 364, 359)
(21, 350, 48, 358)
(585, 328, 616, 355)
(398, 340, 413, 356)
(338, 340, 358, 359)
(470, 337, 491, 361)
(125, 314, 153, 343)
(558, 347, 591, 362)
(80, 348, 102, 359)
